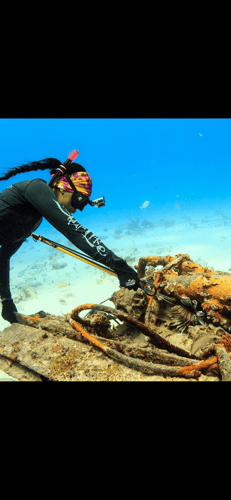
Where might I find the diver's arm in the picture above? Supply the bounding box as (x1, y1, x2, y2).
(24, 180, 137, 276)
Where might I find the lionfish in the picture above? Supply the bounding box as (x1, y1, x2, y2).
(168, 297, 206, 333)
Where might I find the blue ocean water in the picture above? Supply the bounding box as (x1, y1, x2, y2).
(0, 118, 231, 326)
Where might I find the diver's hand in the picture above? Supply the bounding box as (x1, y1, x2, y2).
(121, 274, 140, 291)
(1, 299, 18, 324)
(116, 264, 140, 291)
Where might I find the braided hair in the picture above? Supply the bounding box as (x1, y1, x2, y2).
(0, 158, 86, 182)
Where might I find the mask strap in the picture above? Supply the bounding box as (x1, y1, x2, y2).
(48, 165, 67, 188)
(64, 173, 78, 193)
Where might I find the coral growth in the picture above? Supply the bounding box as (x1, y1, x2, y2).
(134, 253, 231, 332)
(1, 253, 231, 381)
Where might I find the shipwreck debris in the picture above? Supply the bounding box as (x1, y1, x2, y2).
(215, 344, 231, 381)
(1, 253, 231, 381)
(134, 253, 231, 332)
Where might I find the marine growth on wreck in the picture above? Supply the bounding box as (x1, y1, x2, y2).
(1, 252, 231, 381)
(134, 253, 231, 333)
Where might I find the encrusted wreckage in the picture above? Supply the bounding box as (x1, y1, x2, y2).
(1, 253, 231, 381)
(134, 253, 231, 333)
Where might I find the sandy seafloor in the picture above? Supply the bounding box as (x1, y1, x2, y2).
(1, 204, 231, 335)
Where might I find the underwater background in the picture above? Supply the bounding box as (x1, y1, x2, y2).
(0, 118, 230, 329)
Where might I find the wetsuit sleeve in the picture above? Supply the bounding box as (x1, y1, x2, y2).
(0, 240, 25, 301)
(24, 180, 136, 277)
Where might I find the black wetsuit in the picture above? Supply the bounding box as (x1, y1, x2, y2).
(0, 178, 136, 304)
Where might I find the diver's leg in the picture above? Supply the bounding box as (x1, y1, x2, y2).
(0, 240, 25, 323)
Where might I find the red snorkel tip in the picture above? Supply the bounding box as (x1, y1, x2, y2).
(68, 150, 79, 162)
(59, 149, 79, 170)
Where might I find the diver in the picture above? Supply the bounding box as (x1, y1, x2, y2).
(0, 154, 140, 324)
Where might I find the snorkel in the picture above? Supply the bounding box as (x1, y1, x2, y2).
(48, 150, 105, 210)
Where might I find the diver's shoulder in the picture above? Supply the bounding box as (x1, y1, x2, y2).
(23, 178, 48, 189)
(22, 178, 48, 195)
(29, 178, 47, 185)
(13, 178, 47, 188)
